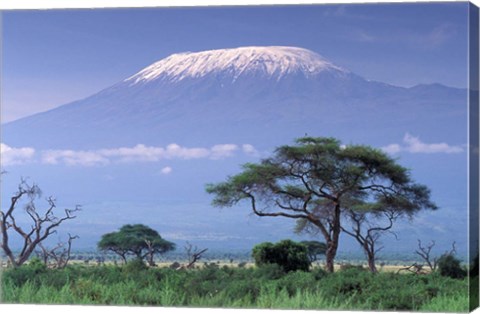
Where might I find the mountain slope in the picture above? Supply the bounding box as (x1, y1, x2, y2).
(2, 46, 466, 149)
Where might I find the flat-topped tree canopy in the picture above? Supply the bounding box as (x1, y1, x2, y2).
(98, 224, 175, 265)
(206, 136, 437, 272)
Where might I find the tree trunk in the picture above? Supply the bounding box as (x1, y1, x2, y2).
(1, 242, 18, 268)
(147, 253, 155, 267)
(367, 251, 377, 273)
(325, 243, 336, 273)
(325, 203, 342, 273)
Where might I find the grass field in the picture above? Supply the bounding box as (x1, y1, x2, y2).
(0, 259, 471, 312)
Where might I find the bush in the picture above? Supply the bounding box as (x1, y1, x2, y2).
(254, 263, 285, 280)
(311, 267, 328, 280)
(437, 254, 467, 279)
(123, 258, 148, 273)
(3, 258, 48, 287)
(252, 240, 311, 273)
(339, 263, 365, 272)
(278, 270, 318, 296)
(27, 258, 48, 273)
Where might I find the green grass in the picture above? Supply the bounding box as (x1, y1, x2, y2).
(0, 262, 470, 311)
(420, 293, 470, 312)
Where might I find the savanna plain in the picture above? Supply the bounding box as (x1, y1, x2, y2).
(1, 255, 475, 312)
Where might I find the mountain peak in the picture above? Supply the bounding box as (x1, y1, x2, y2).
(125, 46, 347, 85)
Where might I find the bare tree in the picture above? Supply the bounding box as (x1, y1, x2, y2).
(37, 234, 79, 268)
(185, 242, 208, 269)
(410, 240, 457, 274)
(0, 179, 80, 267)
(341, 209, 400, 273)
(397, 263, 427, 275)
(415, 240, 438, 272)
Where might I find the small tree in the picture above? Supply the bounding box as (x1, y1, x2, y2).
(0, 179, 80, 267)
(300, 240, 327, 263)
(98, 224, 175, 266)
(340, 209, 400, 273)
(437, 254, 466, 279)
(185, 242, 208, 269)
(252, 239, 311, 272)
(37, 234, 79, 268)
(414, 239, 439, 272)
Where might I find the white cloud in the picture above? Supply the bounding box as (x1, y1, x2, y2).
(382, 133, 464, 154)
(99, 144, 165, 162)
(0, 143, 36, 166)
(242, 144, 259, 156)
(160, 166, 173, 175)
(403, 133, 464, 154)
(3, 142, 257, 167)
(165, 143, 210, 159)
(40, 143, 250, 166)
(381, 143, 402, 154)
(97, 143, 211, 162)
(42, 149, 109, 166)
(210, 144, 238, 160)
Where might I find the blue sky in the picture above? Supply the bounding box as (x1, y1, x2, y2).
(2, 2, 469, 122)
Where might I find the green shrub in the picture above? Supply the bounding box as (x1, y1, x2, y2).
(339, 263, 365, 272)
(123, 258, 148, 274)
(0, 258, 469, 311)
(254, 263, 285, 280)
(252, 239, 311, 272)
(3, 258, 47, 286)
(278, 270, 318, 296)
(437, 254, 467, 279)
(27, 258, 48, 273)
(311, 267, 328, 280)
(223, 279, 260, 302)
(332, 271, 368, 295)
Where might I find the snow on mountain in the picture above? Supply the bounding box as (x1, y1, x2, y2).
(125, 46, 347, 85)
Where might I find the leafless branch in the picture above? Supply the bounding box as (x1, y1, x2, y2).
(0, 180, 80, 267)
(415, 239, 437, 271)
(185, 242, 208, 269)
(36, 234, 79, 268)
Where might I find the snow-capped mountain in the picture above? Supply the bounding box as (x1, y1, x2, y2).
(125, 46, 347, 84)
(2, 46, 466, 149)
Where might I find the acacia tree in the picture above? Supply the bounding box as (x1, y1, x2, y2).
(0, 180, 80, 267)
(98, 224, 175, 266)
(206, 137, 436, 272)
